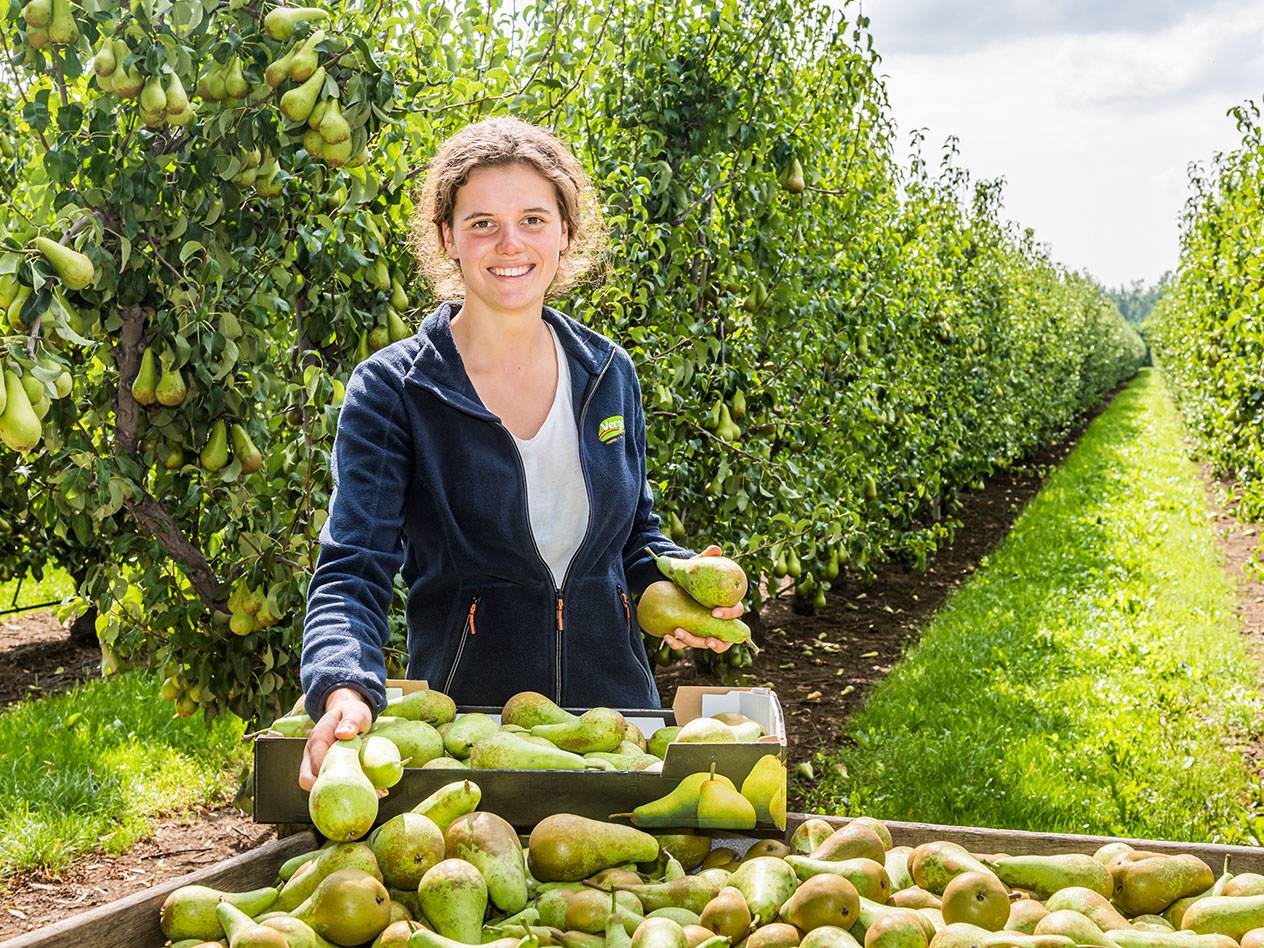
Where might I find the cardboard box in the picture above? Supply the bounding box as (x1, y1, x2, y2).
(253, 684, 786, 834)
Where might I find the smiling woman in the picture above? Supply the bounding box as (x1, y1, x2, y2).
(296, 116, 747, 788)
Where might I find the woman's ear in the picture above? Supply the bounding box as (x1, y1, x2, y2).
(560, 221, 570, 256)
(441, 221, 457, 261)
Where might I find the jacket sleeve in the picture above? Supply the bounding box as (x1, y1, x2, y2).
(621, 362, 694, 599)
(301, 359, 412, 721)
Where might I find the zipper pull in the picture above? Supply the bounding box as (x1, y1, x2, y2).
(468, 598, 478, 636)
(619, 588, 630, 621)
(556, 592, 565, 633)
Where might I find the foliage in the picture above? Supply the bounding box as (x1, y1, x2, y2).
(0, 0, 1143, 722)
(0, 669, 247, 876)
(1109, 273, 1169, 326)
(1149, 97, 1264, 535)
(807, 370, 1263, 844)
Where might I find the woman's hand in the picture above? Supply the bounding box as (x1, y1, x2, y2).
(662, 544, 746, 654)
(299, 687, 374, 791)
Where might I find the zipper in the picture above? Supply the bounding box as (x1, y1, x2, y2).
(442, 596, 479, 694)
(619, 582, 653, 691)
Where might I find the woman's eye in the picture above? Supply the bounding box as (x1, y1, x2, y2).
(524, 216, 544, 225)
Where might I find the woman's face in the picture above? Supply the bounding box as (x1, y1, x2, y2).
(441, 162, 570, 316)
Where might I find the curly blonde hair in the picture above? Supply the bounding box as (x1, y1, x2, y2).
(408, 116, 608, 301)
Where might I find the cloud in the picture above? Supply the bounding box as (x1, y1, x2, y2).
(864, 0, 1248, 54)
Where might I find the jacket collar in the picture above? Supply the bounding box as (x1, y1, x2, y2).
(402, 301, 613, 418)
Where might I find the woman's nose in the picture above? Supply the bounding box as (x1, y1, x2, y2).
(497, 224, 526, 252)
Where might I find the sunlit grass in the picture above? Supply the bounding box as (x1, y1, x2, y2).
(808, 369, 1264, 843)
(0, 670, 249, 876)
(0, 566, 76, 616)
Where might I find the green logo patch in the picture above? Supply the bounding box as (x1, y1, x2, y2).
(598, 415, 625, 444)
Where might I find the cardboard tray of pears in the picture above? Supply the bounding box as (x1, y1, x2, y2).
(253, 683, 787, 835)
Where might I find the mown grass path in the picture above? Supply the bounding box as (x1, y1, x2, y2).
(807, 368, 1263, 843)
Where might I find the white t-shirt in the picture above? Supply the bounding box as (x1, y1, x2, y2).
(510, 325, 591, 588)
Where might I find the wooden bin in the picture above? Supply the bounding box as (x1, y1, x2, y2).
(7, 814, 1264, 947)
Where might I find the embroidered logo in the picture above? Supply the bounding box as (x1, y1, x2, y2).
(598, 415, 625, 444)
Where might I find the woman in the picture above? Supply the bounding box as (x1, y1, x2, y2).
(298, 117, 743, 788)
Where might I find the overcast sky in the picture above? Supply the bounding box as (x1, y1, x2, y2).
(854, 0, 1264, 288)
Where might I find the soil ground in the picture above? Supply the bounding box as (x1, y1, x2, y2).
(3, 386, 1262, 937)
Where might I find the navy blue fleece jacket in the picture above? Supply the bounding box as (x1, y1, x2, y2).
(300, 301, 692, 720)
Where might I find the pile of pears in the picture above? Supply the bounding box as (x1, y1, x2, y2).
(638, 550, 751, 647)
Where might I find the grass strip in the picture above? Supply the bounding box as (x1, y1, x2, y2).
(0, 670, 247, 876)
(0, 566, 76, 615)
(808, 368, 1263, 843)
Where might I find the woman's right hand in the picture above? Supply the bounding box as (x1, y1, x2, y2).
(299, 686, 374, 790)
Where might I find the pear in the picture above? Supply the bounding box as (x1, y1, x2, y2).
(417, 858, 488, 942)
(261, 914, 322, 947)
(1043, 887, 1130, 931)
(501, 691, 575, 726)
(1111, 933, 1236, 948)
(127, 346, 158, 406)
(697, 769, 756, 830)
(467, 730, 594, 770)
(288, 29, 325, 81)
(21, 0, 50, 28)
(306, 97, 330, 130)
(201, 419, 229, 471)
(1181, 894, 1264, 940)
(216, 901, 289, 947)
(891, 889, 941, 910)
(224, 56, 249, 98)
(700, 886, 753, 942)
(618, 876, 722, 915)
(113, 54, 144, 97)
(265, 44, 297, 87)
(781, 873, 861, 931)
(292, 867, 390, 946)
(648, 726, 680, 758)
(801, 927, 862, 948)
(784, 158, 806, 194)
(910, 843, 994, 895)
(155, 366, 187, 406)
(369, 717, 444, 767)
(375, 919, 424, 947)
(281, 66, 326, 122)
(5, 285, 31, 331)
(615, 771, 735, 828)
(531, 706, 625, 753)
(785, 857, 891, 903)
(637, 581, 751, 643)
(276, 841, 381, 911)
(0, 369, 42, 452)
(1004, 900, 1048, 934)
(385, 688, 456, 724)
(308, 735, 378, 841)
(406, 780, 482, 833)
(886, 849, 916, 893)
(748, 923, 803, 948)
(26, 25, 50, 48)
(1113, 854, 1214, 916)
(1093, 842, 1134, 866)
(528, 814, 658, 882)
(160, 884, 279, 941)
(653, 832, 712, 872)
(140, 75, 168, 114)
(792, 819, 839, 855)
(165, 72, 190, 115)
(32, 236, 95, 290)
(368, 812, 444, 890)
(812, 824, 887, 864)
(852, 818, 894, 851)
(987, 854, 1111, 900)
(47, 0, 76, 45)
(651, 550, 747, 608)
(360, 734, 403, 789)
(939, 872, 1009, 932)
(632, 918, 689, 948)
(391, 279, 410, 310)
(730, 857, 800, 926)
(1132, 916, 1176, 933)
(739, 755, 786, 827)
(745, 839, 792, 862)
(198, 59, 226, 100)
(444, 811, 528, 913)
(1224, 874, 1264, 897)
(230, 423, 264, 474)
(264, 5, 330, 40)
(444, 712, 502, 758)
(675, 718, 738, 743)
(92, 36, 116, 76)
(1031, 911, 1109, 947)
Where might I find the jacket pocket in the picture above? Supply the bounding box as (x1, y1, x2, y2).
(619, 583, 654, 692)
(442, 595, 479, 695)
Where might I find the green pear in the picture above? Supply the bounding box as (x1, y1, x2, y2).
(909, 842, 993, 895)
(292, 867, 391, 946)
(467, 730, 595, 770)
(444, 811, 528, 913)
(260, 913, 322, 948)
(674, 718, 737, 743)
(417, 858, 487, 942)
(369, 717, 444, 767)
(374, 919, 423, 947)
(21, 0, 50, 29)
(986, 854, 1112, 900)
(217, 901, 289, 947)
(308, 735, 378, 841)
(615, 771, 735, 828)
(224, 56, 249, 98)
(32, 236, 94, 290)
(746, 923, 801, 948)
(391, 279, 409, 311)
(800, 926, 862, 948)
(112, 51, 143, 97)
(159, 884, 278, 941)
(1032, 910, 1110, 947)
(648, 726, 680, 758)
(155, 366, 187, 407)
(616, 876, 722, 915)
(651, 550, 747, 608)
(197, 59, 226, 100)
(318, 97, 351, 144)
(444, 712, 502, 758)
(1043, 887, 1130, 931)
(741, 754, 787, 828)
(527, 813, 659, 882)
(812, 824, 887, 864)
(230, 423, 264, 474)
(276, 847, 320, 882)
(632, 917, 688, 948)
(785, 857, 891, 902)
(407, 779, 481, 832)
(92, 36, 116, 76)
(781, 872, 861, 931)
(636, 581, 751, 643)
(263, 5, 330, 40)
(784, 158, 806, 194)
(385, 688, 456, 724)
(132, 345, 160, 405)
(387, 307, 411, 342)
(697, 771, 756, 830)
(371, 812, 444, 890)
(359, 734, 403, 789)
(885, 848, 915, 893)
(700, 885, 753, 942)
(855, 900, 935, 943)
(792, 819, 838, 855)
(276, 840, 381, 911)
(1113, 854, 1214, 916)
(47, 0, 76, 45)
(281, 66, 326, 122)
(140, 75, 167, 114)
(531, 706, 625, 753)
(1130, 915, 1176, 934)
(0, 369, 42, 452)
(288, 29, 325, 82)
(165, 72, 190, 115)
(200, 419, 229, 472)
(1111, 933, 1237, 948)
(265, 44, 297, 88)
(729, 857, 800, 926)
(865, 914, 927, 948)
(1181, 894, 1264, 940)
(1004, 900, 1049, 934)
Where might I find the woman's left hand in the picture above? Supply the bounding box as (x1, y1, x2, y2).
(663, 545, 745, 654)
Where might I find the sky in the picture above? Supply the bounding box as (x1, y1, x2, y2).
(854, 0, 1264, 288)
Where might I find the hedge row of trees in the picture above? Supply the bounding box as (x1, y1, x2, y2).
(1150, 98, 1264, 533)
(0, 0, 1144, 721)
